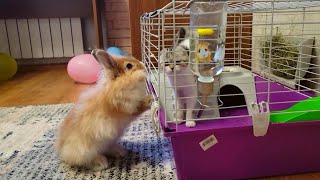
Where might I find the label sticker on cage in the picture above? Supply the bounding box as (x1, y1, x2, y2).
(199, 134, 218, 151)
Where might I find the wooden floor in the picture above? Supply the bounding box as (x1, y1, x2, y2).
(0, 64, 91, 107)
(0, 64, 319, 179)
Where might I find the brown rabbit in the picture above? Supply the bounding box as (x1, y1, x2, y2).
(55, 50, 152, 171)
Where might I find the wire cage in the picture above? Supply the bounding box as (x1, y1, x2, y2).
(142, 0, 320, 179)
(142, 0, 320, 131)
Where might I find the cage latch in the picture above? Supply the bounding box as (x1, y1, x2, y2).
(250, 101, 270, 137)
(150, 100, 161, 137)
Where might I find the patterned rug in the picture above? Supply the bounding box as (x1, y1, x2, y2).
(0, 104, 176, 180)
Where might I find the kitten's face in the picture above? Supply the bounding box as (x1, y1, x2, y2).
(161, 46, 189, 74)
(160, 40, 190, 74)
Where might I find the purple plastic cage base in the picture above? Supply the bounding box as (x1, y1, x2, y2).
(146, 75, 320, 180)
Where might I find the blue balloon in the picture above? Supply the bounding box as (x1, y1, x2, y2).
(106, 47, 128, 56)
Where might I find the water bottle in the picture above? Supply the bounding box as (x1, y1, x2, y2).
(189, 0, 227, 107)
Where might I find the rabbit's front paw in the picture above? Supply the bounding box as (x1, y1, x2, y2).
(143, 95, 153, 109)
(135, 95, 153, 115)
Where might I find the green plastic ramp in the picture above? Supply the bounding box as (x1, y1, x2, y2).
(270, 96, 320, 123)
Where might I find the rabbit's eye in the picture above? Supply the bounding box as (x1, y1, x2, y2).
(126, 63, 133, 70)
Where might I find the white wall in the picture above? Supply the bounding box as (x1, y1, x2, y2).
(251, 5, 320, 93)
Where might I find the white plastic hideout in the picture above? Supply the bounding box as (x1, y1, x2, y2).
(151, 66, 258, 121)
(200, 66, 257, 118)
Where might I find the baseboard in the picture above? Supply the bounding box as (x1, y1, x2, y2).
(16, 57, 71, 65)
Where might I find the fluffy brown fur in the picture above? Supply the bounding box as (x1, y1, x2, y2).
(55, 50, 152, 171)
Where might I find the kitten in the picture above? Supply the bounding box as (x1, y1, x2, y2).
(159, 27, 198, 128)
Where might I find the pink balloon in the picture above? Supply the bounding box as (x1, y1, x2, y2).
(67, 54, 102, 84)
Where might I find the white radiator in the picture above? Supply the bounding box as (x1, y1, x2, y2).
(0, 18, 84, 59)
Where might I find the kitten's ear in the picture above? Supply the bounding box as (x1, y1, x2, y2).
(159, 48, 166, 63)
(92, 49, 119, 77)
(159, 48, 169, 68)
(179, 27, 186, 39)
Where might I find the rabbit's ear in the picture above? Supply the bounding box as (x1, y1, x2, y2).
(93, 49, 119, 78)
